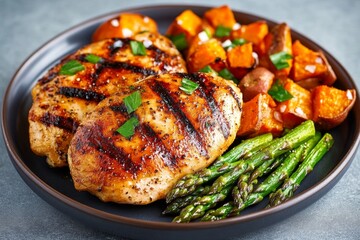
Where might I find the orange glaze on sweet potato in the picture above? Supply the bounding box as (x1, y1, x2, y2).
(92, 13, 158, 42)
(237, 93, 283, 137)
(312, 85, 356, 130)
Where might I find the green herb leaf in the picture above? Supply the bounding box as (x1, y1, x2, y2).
(204, 28, 212, 38)
(223, 38, 247, 50)
(123, 90, 142, 114)
(130, 40, 147, 56)
(116, 117, 139, 139)
(268, 80, 293, 102)
(59, 60, 85, 75)
(214, 25, 232, 37)
(169, 33, 188, 51)
(270, 51, 293, 70)
(199, 65, 218, 74)
(232, 38, 247, 46)
(180, 78, 199, 95)
(218, 68, 238, 84)
(85, 54, 102, 64)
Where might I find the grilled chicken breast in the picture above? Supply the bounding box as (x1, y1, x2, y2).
(68, 73, 242, 204)
(29, 32, 187, 167)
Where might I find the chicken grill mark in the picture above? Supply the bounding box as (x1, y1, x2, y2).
(149, 79, 209, 157)
(178, 73, 232, 139)
(58, 87, 107, 102)
(39, 112, 79, 133)
(137, 123, 178, 168)
(75, 111, 178, 177)
(75, 124, 141, 175)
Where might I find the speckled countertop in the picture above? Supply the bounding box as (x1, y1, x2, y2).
(1, 0, 359, 239)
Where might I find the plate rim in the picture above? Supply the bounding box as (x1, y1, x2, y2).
(2, 3, 360, 231)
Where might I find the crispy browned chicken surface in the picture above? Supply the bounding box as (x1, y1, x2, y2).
(68, 73, 242, 204)
(29, 32, 187, 167)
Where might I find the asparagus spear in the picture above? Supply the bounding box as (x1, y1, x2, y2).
(233, 132, 322, 212)
(165, 133, 273, 203)
(209, 120, 315, 194)
(172, 186, 232, 223)
(202, 132, 322, 221)
(201, 202, 235, 221)
(163, 186, 210, 215)
(202, 155, 289, 221)
(173, 121, 315, 222)
(268, 133, 334, 207)
(232, 154, 287, 208)
(233, 131, 322, 208)
(250, 154, 286, 182)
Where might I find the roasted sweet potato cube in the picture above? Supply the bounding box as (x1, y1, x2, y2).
(166, 10, 203, 44)
(186, 30, 212, 59)
(187, 38, 227, 72)
(203, 5, 236, 28)
(237, 93, 283, 137)
(277, 80, 312, 129)
(92, 13, 158, 42)
(312, 85, 356, 129)
(231, 21, 268, 45)
(292, 40, 312, 56)
(227, 43, 255, 68)
(291, 40, 328, 81)
(263, 23, 293, 78)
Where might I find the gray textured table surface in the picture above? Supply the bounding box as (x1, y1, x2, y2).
(1, 0, 359, 239)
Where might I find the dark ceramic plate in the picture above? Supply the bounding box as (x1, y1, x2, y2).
(2, 5, 360, 240)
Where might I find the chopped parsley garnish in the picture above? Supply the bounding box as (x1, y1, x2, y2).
(169, 33, 188, 51)
(130, 40, 147, 56)
(85, 54, 102, 64)
(180, 78, 199, 95)
(214, 25, 232, 37)
(123, 90, 142, 114)
(268, 80, 293, 102)
(59, 60, 85, 75)
(116, 117, 139, 139)
(218, 68, 238, 84)
(270, 51, 293, 70)
(199, 65, 218, 74)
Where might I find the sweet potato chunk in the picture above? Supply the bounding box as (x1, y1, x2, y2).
(186, 30, 212, 59)
(231, 21, 268, 45)
(312, 85, 356, 129)
(187, 38, 226, 72)
(237, 93, 283, 137)
(203, 5, 236, 28)
(227, 43, 254, 68)
(92, 13, 158, 42)
(238, 67, 274, 102)
(166, 10, 203, 44)
(291, 40, 328, 81)
(277, 80, 312, 129)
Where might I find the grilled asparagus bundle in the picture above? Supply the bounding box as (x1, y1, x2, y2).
(163, 120, 334, 222)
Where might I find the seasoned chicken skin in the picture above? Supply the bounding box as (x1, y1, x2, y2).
(68, 73, 242, 204)
(28, 32, 187, 167)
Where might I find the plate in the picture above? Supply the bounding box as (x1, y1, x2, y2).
(2, 5, 360, 240)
